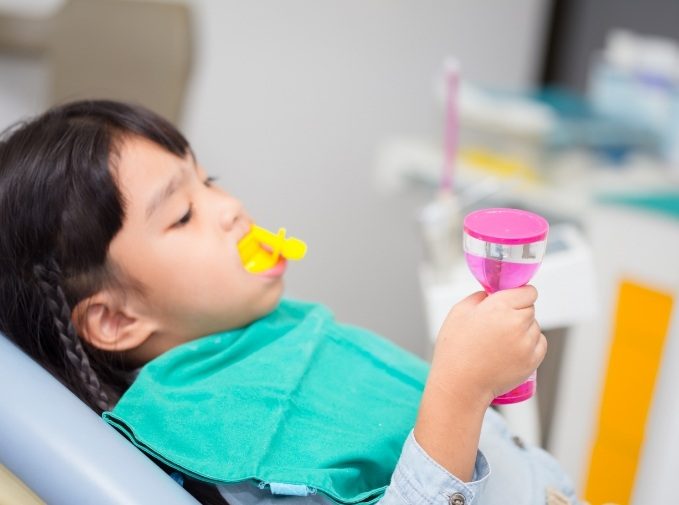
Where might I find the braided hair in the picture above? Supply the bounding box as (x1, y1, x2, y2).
(32, 258, 111, 411)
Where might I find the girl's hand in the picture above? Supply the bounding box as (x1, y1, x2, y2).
(427, 285, 546, 407)
(413, 286, 546, 481)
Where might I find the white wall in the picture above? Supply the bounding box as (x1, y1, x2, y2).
(181, 0, 551, 354)
(0, 0, 551, 355)
(0, 56, 49, 123)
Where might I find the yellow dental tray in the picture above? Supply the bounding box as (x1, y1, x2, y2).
(238, 225, 307, 273)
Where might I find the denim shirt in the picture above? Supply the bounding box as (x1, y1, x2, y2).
(216, 408, 580, 505)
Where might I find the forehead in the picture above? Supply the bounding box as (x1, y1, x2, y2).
(115, 135, 181, 182)
(113, 136, 187, 208)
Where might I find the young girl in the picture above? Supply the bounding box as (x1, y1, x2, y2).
(0, 100, 579, 505)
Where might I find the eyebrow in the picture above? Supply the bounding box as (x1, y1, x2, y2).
(145, 168, 190, 220)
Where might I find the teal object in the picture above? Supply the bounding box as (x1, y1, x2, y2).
(598, 191, 679, 220)
(103, 300, 429, 504)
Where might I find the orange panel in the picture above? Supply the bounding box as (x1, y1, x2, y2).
(585, 280, 674, 505)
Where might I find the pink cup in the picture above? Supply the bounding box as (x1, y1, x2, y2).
(463, 208, 548, 405)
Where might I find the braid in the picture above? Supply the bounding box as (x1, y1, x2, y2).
(32, 258, 111, 412)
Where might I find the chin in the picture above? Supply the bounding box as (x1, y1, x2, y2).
(267, 286, 285, 311)
(258, 282, 284, 316)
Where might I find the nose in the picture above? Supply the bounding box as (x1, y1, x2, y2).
(218, 195, 245, 232)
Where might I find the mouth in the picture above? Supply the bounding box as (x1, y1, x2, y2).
(255, 257, 287, 278)
(236, 222, 303, 278)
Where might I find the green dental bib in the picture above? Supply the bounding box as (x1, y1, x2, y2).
(103, 300, 429, 504)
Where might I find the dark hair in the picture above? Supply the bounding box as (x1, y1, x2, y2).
(0, 100, 228, 505)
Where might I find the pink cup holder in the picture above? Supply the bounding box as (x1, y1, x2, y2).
(463, 208, 548, 405)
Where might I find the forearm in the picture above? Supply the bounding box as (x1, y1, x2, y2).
(413, 378, 490, 482)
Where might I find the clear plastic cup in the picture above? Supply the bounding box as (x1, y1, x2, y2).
(463, 208, 548, 404)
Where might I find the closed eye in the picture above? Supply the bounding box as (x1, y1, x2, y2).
(174, 203, 193, 227)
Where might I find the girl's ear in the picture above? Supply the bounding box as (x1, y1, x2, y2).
(72, 291, 156, 352)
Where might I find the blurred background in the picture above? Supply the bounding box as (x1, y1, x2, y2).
(1, 1, 678, 504)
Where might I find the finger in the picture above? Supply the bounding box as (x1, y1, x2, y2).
(528, 319, 542, 340)
(492, 285, 538, 309)
(516, 305, 536, 326)
(532, 333, 548, 368)
(457, 290, 488, 307)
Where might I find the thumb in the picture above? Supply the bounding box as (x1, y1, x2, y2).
(456, 290, 488, 307)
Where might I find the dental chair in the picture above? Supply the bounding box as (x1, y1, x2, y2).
(0, 332, 199, 505)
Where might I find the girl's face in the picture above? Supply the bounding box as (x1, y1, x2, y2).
(106, 135, 284, 359)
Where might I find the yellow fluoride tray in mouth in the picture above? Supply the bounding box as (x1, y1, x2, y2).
(238, 225, 307, 273)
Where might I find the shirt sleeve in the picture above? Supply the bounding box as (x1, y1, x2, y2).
(377, 430, 490, 505)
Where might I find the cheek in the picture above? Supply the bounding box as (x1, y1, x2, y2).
(114, 230, 258, 307)
(167, 251, 252, 302)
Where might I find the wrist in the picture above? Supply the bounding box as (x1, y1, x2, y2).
(425, 368, 494, 410)
(413, 380, 489, 481)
